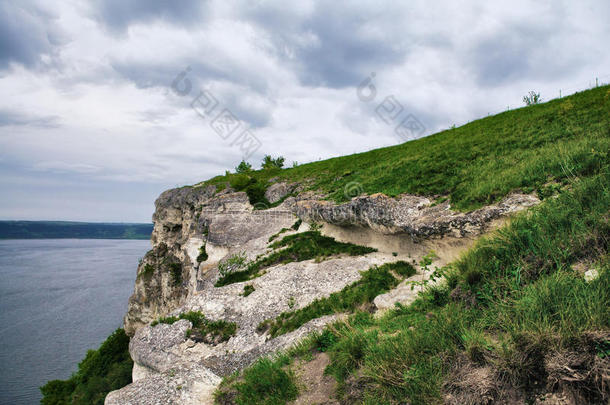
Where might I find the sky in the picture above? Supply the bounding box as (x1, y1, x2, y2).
(0, 0, 608, 223)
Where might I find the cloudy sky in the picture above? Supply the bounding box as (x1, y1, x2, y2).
(1, 0, 608, 222)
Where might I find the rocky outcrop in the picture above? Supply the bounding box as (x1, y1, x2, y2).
(264, 181, 296, 203)
(124, 185, 297, 335)
(111, 183, 540, 404)
(290, 192, 539, 238)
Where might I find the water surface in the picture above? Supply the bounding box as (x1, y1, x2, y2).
(0, 239, 149, 404)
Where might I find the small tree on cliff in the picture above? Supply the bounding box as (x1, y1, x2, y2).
(235, 160, 252, 173)
(261, 155, 285, 170)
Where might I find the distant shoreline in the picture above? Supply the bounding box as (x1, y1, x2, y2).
(0, 221, 153, 240)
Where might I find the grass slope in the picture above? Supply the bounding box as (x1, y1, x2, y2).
(214, 88, 610, 404)
(200, 86, 609, 211)
(216, 172, 610, 404)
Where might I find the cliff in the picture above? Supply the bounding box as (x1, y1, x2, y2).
(106, 86, 609, 404)
(108, 181, 538, 404)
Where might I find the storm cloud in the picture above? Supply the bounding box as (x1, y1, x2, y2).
(0, 0, 608, 222)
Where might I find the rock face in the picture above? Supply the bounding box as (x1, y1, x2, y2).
(290, 192, 539, 237)
(109, 183, 539, 404)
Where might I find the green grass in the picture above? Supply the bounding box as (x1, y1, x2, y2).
(218, 171, 610, 404)
(214, 355, 298, 405)
(198, 86, 609, 211)
(241, 284, 255, 297)
(215, 231, 377, 286)
(268, 228, 289, 242)
(151, 311, 237, 344)
(197, 243, 208, 263)
(40, 329, 133, 405)
(258, 261, 416, 337)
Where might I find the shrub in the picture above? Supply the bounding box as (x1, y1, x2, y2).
(245, 181, 270, 208)
(242, 284, 255, 297)
(168, 262, 182, 286)
(140, 263, 154, 278)
(218, 252, 248, 278)
(197, 243, 208, 263)
(229, 173, 253, 191)
(261, 155, 285, 170)
(40, 329, 132, 405)
(235, 160, 252, 173)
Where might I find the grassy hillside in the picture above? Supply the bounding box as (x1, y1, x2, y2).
(200, 85, 609, 211)
(215, 87, 610, 404)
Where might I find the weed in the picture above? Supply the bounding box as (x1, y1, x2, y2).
(218, 252, 248, 278)
(229, 172, 610, 404)
(268, 228, 289, 242)
(215, 356, 297, 404)
(315, 330, 338, 352)
(242, 284, 255, 297)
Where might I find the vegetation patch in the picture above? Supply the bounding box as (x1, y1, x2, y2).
(241, 284, 255, 297)
(152, 311, 237, 345)
(139, 263, 155, 279)
(215, 355, 298, 405)
(168, 262, 182, 286)
(40, 329, 132, 405)
(291, 219, 302, 230)
(218, 252, 248, 279)
(223, 172, 610, 404)
(258, 261, 416, 337)
(197, 243, 208, 263)
(268, 227, 289, 242)
(215, 231, 377, 287)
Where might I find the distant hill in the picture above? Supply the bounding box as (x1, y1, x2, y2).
(0, 221, 153, 240)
